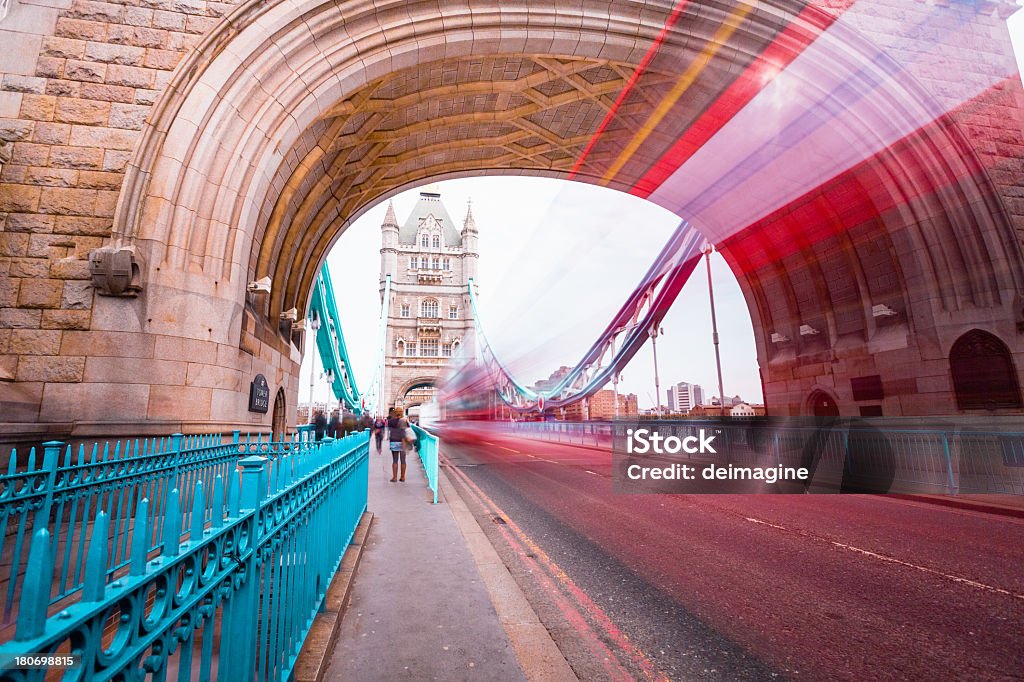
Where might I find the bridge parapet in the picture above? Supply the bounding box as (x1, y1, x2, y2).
(0, 428, 368, 680)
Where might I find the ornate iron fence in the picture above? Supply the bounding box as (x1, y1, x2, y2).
(0, 429, 368, 680)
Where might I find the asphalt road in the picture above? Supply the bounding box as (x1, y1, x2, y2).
(440, 426, 1024, 682)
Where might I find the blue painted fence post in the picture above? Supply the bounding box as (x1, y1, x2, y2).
(15, 529, 53, 641)
(228, 455, 266, 682)
(37, 441, 62, 527)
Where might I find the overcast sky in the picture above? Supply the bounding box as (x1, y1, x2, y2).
(299, 176, 763, 410)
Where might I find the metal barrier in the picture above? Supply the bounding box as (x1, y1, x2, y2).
(501, 420, 1024, 495)
(0, 429, 368, 680)
(411, 425, 439, 504)
(0, 430, 317, 631)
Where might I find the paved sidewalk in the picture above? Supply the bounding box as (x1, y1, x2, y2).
(325, 445, 527, 681)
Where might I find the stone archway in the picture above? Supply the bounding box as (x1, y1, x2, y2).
(394, 377, 438, 410)
(3, 0, 1023, 435)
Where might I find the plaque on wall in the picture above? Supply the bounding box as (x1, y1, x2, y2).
(249, 374, 270, 413)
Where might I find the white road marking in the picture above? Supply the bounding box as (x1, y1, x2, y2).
(744, 517, 786, 530)
(498, 446, 520, 454)
(743, 517, 1024, 600)
(585, 470, 599, 476)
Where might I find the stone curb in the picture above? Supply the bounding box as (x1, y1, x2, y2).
(293, 510, 374, 682)
(439, 462, 579, 682)
(890, 494, 1024, 519)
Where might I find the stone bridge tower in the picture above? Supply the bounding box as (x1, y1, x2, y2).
(380, 190, 477, 411)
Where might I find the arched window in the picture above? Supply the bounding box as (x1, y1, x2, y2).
(272, 388, 286, 440)
(432, 235, 440, 248)
(420, 234, 429, 247)
(950, 330, 1022, 409)
(443, 258, 450, 270)
(432, 257, 440, 270)
(808, 390, 839, 417)
(401, 304, 410, 318)
(410, 256, 418, 269)
(420, 298, 439, 318)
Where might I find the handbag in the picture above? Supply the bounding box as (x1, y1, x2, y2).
(405, 427, 418, 442)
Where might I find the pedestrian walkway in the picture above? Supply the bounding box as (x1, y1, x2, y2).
(325, 444, 527, 681)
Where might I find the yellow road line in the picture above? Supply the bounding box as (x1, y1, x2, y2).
(600, 1, 756, 185)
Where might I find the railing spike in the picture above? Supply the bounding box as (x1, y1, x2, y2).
(82, 511, 109, 601)
(190, 479, 205, 541)
(27, 446, 36, 472)
(90, 443, 99, 464)
(212, 475, 225, 529)
(228, 471, 240, 518)
(162, 488, 181, 558)
(15, 529, 54, 641)
(62, 444, 72, 468)
(7, 448, 16, 475)
(130, 498, 151, 576)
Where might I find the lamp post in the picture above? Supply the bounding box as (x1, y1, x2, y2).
(649, 325, 664, 418)
(309, 311, 321, 410)
(701, 242, 726, 417)
(324, 368, 335, 411)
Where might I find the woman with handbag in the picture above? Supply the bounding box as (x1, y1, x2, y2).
(387, 407, 410, 482)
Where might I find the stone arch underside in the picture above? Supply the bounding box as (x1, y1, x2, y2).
(12, 0, 1022, 432)
(397, 376, 437, 405)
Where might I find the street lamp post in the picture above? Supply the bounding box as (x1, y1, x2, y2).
(701, 242, 726, 416)
(610, 336, 619, 419)
(309, 312, 321, 411)
(649, 325, 664, 418)
(324, 368, 334, 411)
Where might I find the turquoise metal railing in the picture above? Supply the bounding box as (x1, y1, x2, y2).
(0, 430, 368, 680)
(411, 425, 438, 504)
(0, 430, 319, 633)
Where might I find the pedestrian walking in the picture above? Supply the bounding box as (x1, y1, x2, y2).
(312, 409, 327, 441)
(387, 407, 410, 482)
(373, 415, 386, 452)
(327, 410, 341, 439)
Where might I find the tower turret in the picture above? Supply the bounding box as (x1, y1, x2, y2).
(462, 199, 479, 284)
(380, 200, 399, 282)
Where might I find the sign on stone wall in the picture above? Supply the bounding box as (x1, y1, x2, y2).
(249, 374, 270, 413)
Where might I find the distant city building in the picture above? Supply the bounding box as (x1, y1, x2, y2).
(297, 401, 333, 424)
(533, 366, 573, 394)
(667, 381, 704, 413)
(587, 389, 638, 420)
(689, 401, 765, 417)
(381, 190, 478, 409)
(729, 402, 766, 417)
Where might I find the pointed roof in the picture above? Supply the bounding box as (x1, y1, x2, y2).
(463, 199, 477, 234)
(397, 191, 462, 246)
(382, 200, 399, 228)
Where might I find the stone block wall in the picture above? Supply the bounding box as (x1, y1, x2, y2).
(0, 0, 293, 437)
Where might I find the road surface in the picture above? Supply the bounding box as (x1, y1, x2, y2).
(441, 426, 1024, 681)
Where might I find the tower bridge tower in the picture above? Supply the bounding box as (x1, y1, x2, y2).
(381, 190, 478, 411)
